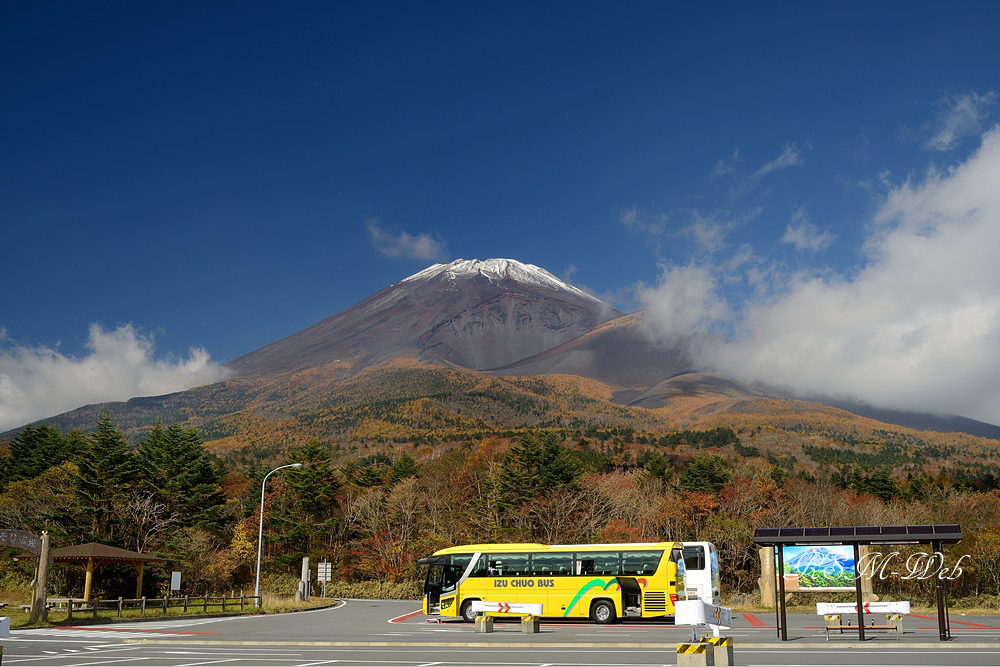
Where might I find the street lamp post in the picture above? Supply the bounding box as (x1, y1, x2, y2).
(254, 462, 303, 606)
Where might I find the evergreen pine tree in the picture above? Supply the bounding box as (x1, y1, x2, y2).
(70, 412, 142, 545)
(2, 423, 70, 490)
(500, 430, 578, 503)
(388, 452, 419, 486)
(271, 441, 341, 566)
(137, 421, 224, 529)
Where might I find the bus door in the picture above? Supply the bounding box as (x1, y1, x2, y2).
(616, 577, 643, 619)
(418, 556, 461, 615)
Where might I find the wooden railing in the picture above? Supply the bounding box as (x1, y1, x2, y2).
(51, 595, 261, 620)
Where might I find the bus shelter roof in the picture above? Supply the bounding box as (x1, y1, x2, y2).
(753, 524, 962, 547)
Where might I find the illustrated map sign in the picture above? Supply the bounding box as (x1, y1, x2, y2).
(782, 545, 856, 591)
(0, 529, 42, 556)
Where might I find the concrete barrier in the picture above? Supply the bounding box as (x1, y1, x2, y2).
(676, 642, 714, 666)
(520, 615, 540, 634)
(700, 636, 733, 666)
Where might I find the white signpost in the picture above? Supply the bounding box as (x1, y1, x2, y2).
(317, 560, 332, 598)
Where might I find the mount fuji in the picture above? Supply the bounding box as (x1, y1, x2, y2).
(6, 258, 1000, 443)
(228, 259, 623, 377)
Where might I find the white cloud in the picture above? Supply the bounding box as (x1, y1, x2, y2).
(781, 208, 835, 251)
(756, 142, 805, 177)
(366, 216, 448, 260)
(664, 125, 1000, 422)
(620, 207, 668, 237)
(925, 91, 998, 152)
(687, 212, 728, 250)
(636, 263, 731, 340)
(0, 324, 232, 432)
(713, 149, 741, 177)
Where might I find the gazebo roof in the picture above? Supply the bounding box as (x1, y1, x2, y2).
(51, 542, 165, 565)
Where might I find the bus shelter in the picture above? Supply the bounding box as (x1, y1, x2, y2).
(753, 524, 963, 641)
(21, 542, 165, 601)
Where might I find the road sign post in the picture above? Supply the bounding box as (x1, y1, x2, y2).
(317, 560, 332, 598)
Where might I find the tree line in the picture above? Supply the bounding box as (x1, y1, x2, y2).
(2, 417, 999, 607)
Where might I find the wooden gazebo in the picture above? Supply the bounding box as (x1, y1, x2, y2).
(49, 543, 165, 601)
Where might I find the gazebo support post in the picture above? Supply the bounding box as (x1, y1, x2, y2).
(83, 557, 97, 602)
(134, 562, 145, 599)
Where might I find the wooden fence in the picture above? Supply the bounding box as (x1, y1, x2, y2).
(51, 595, 262, 620)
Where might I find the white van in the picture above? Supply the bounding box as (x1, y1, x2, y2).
(682, 541, 720, 604)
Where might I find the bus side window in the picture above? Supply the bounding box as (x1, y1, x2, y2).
(470, 554, 489, 577)
(623, 550, 663, 576)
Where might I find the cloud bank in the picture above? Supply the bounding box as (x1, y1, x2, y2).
(366, 216, 448, 260)
(639, 125, 1000, 423)
(0, 324, 232, 432)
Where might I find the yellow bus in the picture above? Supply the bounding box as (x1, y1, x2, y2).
(417, 542, 686, 624)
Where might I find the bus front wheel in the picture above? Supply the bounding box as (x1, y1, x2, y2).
(590, 599, 617, 624)
(460, 600, 480, 623)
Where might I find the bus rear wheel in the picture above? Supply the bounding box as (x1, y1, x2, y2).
(460, 600, 480, 623)
(590, 599, 617, 624)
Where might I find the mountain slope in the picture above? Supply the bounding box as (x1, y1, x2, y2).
(488, 312, 695, 392)
(228, 259, 621, 376)
(5, 258, 1000, 445)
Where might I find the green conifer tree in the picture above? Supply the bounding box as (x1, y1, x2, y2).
(2, 423, 71, 490)
(271, 441, 341, 567)
(137, 421, 224, 529)
(70, 412, 142, 545)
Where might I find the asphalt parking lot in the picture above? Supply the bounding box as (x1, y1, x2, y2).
(3, 600, 999, 666)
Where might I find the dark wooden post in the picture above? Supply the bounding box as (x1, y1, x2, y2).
(29, 531, 52, 623)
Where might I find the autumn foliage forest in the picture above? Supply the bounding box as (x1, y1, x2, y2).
(3, 381, 1000, 608)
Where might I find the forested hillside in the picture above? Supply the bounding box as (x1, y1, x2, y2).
(2, 407, 999, 607)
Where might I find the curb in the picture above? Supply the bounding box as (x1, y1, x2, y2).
(123, 639, 1000, 649)
(17, 601, 340, 629)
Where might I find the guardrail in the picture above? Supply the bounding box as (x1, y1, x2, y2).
(49, 595, 262, 620)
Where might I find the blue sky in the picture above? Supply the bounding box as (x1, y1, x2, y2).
(3, 1, 1000, 431)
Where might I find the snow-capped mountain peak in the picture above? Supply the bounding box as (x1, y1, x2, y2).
(402, 258, 603, 305)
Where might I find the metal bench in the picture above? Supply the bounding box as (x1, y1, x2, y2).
(817, 601, 909, 640)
